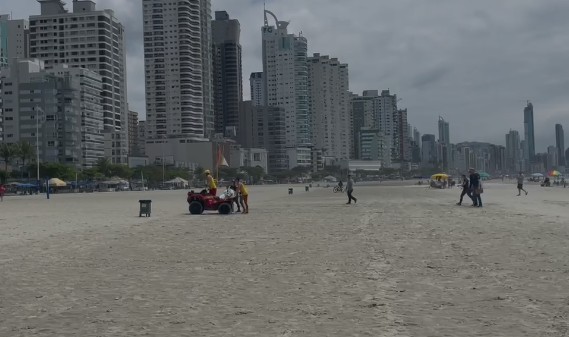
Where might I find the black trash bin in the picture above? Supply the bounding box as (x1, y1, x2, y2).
(288, 188, 293, 195)
(139, 200, 152, 217)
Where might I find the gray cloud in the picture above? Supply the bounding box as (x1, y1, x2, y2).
(9, 0, 569, 152)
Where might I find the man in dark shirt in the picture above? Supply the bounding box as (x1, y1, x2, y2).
(469, 168, 482, 207)
(456, 174, 471, 206)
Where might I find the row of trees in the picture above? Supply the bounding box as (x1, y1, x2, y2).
(0, 141, 36, 178)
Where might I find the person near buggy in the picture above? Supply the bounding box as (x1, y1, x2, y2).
(235, 178, 249, 214)
(204, 169, 217, 196)
(231, 179, 245, 213)
(456, 174, 471, 206)
(338, 180, 343, 191)
(469, 168, 483, 207)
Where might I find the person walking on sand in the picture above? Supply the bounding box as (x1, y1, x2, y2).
(204, 170, 217, 196)
(456, 174, 471, 206)
(346, 175, 357, 204)
(0, 184, 5, 202)
(516, 172, 528, 196)
(236, 178, 249, 214)
(469, 168, 482, 207)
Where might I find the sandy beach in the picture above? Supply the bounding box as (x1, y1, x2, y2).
(1, 182, 569, 336)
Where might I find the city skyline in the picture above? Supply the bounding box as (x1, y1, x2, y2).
(6, 0, 569, 152)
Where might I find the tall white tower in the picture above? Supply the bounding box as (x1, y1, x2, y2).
(143, 0, 213, 140)
(262, 10, 311, 169)
(308, 53, 350, 162)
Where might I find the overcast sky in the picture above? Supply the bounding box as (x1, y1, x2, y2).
(10, 0, 569, 152)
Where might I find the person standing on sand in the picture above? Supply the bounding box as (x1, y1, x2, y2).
(469, 168, 482, 207)
(346, 175, 357, 204)
(456, 174, 471, 206)
(516, 172, 528, 196)
(0, 184, 5, 202)
(236, 178, 249, 214)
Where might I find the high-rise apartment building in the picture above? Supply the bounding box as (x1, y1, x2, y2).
(421, 134, 436, 167)
(212, 11, 242, 137)
(523, 101, 535, 164)
(1, 59, 103, 168)
(307, 53, 350, 162)
(350, 91, 376, 159)
(262, 9, 311, 169)
(0, 15, 29, 67)
(128, 110, 139, 156)
(143, 0, 214, 140)
(547, 146, 558, 170)
(438, 116, 450, 170)
(506, 129, 521, 172)
(394, 108, 410, 162)
(29, 0, 128, 164)
(137, 120, 146, 156)
(249, 72, 264, 106)
(555, 124, 565, 167)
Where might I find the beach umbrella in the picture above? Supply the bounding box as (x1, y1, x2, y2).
(431, 173, 449, 180)
(548, 170, 561, 177)
(48, 178, 67, 187)
(531, 173, 544, 177)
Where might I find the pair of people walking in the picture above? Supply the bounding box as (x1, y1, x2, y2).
(456, 168, 483, 207)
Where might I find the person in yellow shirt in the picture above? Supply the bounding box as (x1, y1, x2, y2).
(236, 178, 249, 214)
(204, 170, 217, 196)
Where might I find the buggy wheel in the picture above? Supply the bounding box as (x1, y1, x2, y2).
(333, 186, 341, 193)
(189, 201, 204, 214)
(218, 203, 232, 215)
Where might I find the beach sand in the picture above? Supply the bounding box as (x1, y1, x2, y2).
(1, 182, 568, 336)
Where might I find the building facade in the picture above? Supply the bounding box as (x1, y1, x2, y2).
(143, 0, 214, 141)
(212, 11, 242, 137)
(555, 123, 565, 168)
(307, 53, 350, 163)
(249, 72, 264, 106)
(0, 15, 29, 67)
(505, 130, 521, 173)
(1, 59, 103, 168)
(358, 127, 391, 167)
(262, 9, 311, 169)
(29, 0, 128, 164)
(394, 108, 410, 162)
(523, 101, 535, 165)
(421, 134, 436, 167)
(128, 110, 139, 156)
(238, 101, 287, 173)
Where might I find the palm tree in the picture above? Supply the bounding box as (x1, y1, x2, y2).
(96, 157, 112, 177)
(16, 141, 35, 179)
(0, 143, 17, 173)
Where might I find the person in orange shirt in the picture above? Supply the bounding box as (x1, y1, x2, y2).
(236, 178, 249, 214)
(204, 170, 217, 196)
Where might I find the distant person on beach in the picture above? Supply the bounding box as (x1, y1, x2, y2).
(0, 184, 5, 202)
(346, 175, 357, 204)
(204, 170, 217, 196)
(516, 172, 528, 196)
(456, 175, 471, 206)
(236, 178, 249, 214)
(469, 168, 482, 207)
(338, 180, 343, 190)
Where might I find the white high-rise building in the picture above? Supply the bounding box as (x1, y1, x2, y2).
(308, 53, 350, 162)
(262, 9, 311, 169)
(143, 0, 214, 141)
(28, 0, 128, 164)
(0, 15, 29, 67)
